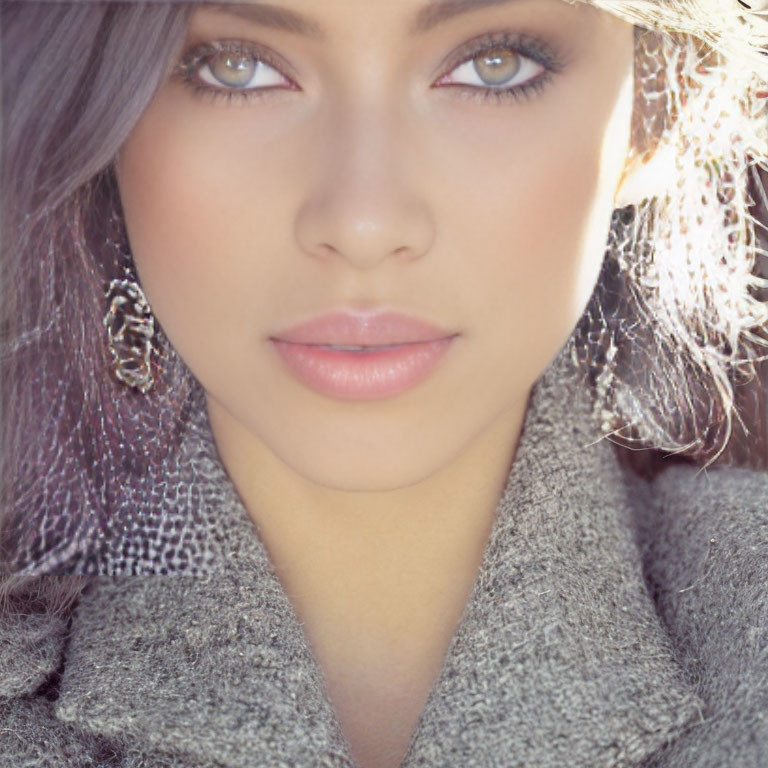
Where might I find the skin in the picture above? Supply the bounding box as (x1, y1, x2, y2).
(116, 2, 643, 765)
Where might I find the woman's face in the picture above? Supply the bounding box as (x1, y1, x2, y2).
(117, 0, 636, 491)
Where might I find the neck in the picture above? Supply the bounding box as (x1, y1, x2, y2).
(206, 393, 528, 643)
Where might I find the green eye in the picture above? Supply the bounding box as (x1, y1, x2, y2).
(207, 50, 260, 89)
(437, 43, 545, 94)
(178, 40, 293, 98)
(472, 47, 522, 87)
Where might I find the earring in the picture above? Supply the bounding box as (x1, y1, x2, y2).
(103, 201, 156, 394)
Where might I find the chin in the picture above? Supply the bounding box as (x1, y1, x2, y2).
(281, 445, 449, 493)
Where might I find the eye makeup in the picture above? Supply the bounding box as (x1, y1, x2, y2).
(172, 28, 568, 107)
(175, 39, 300, 104)
(434, 30, 566, 105)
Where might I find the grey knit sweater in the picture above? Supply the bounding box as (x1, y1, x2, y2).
(1, 345, 767, 767)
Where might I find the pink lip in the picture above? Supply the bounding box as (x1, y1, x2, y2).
(271, 310, 452, 346)
(269, 311, 458, 400)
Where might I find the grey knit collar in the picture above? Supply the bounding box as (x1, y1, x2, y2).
(52, 345, 704, 767)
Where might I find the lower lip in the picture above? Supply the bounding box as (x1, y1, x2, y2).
(270, 337, 456, 400)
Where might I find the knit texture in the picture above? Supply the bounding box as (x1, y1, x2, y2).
(1, 342, 766, 767)
(634, 464, 768, 768)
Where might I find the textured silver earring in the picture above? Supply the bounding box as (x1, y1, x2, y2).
(103, 201, 156, 394)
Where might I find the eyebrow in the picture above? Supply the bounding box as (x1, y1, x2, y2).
(204, 0, 521, 41)
(206, 2, 325, 40)
(411, 0, 520, 34)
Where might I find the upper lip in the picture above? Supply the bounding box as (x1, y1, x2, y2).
(270, 310, 456, 346)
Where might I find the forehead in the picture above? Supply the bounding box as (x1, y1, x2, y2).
(184, 0, 595, 42)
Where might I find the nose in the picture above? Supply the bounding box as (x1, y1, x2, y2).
(294, 106, 435, 270)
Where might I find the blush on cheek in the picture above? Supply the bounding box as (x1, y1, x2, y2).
(520, 69, 633, 330)
(118, 118, 213, 284)
(519, 145, 601, 288)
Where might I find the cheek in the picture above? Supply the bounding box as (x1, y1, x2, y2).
(452, 65, 633, 358)
(445, 135, 617, 371)
(114, 97, 287, 377)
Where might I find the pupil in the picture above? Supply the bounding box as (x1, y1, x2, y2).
(474, 47, 521, 86)
(210, 50, 256, 87)
(225, 54, 250, 72)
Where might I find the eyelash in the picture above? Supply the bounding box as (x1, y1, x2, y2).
(174, 31, 565, 107)
(437, 31, 564, 105)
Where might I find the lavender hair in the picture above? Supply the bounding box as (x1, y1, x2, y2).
(1, 1, 194, 603)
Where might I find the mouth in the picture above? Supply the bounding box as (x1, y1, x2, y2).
(269, 311, 458, 400)
(270, 309, 455, 347)
(287, 341, 433, 352)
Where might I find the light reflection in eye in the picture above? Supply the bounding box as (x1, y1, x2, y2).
(175, 30, 565, 106)
(199, 47, 288, 90)
(438, 45, 545, 91)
